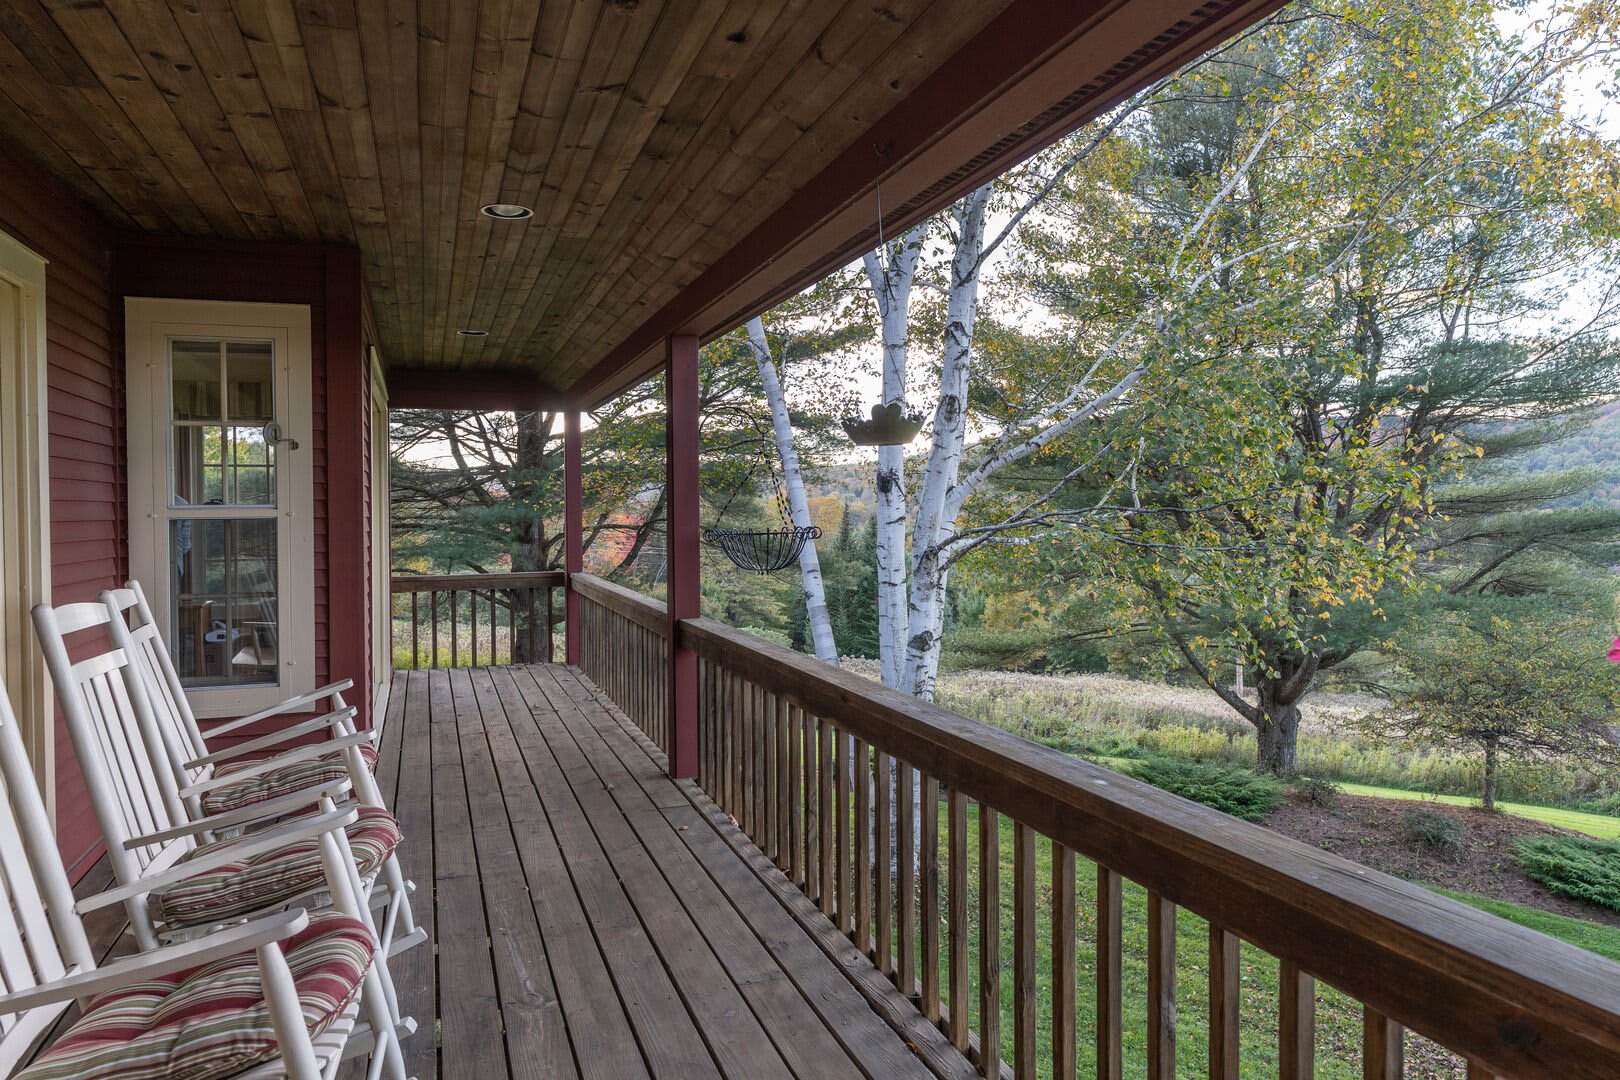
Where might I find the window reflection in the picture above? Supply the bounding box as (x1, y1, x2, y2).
(170, 519, 278, 688)
(169, 339, 275, 508)
(166, 334, 281, 690)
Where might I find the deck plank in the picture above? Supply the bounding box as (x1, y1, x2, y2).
(537, 664, 937, 1080)
(458, 667, 577, 1077)
(360, 664, 968, 1080)
(386, 669, 439, 1080)
(430, 668, 509, 1078)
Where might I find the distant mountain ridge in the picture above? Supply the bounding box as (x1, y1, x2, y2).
(1514, 401, 1620, 509)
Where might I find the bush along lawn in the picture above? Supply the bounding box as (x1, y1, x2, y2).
(1513, 835, 1620, 910)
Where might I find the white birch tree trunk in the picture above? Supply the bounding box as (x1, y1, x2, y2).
(863, 225, 926, 689)
(746, 317, 839, 665)
(899, 186, 990, 699)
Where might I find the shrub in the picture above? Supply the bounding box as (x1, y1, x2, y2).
(1289, 776, 1341, 808)
(1515, 835, 1620, 911)
(1127, 757, 1283, 821)
(1397, 807, 1469, 858)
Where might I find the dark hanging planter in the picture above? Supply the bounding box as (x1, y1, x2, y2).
(703, 525, 823, 574)
(842, 402, 924, 446)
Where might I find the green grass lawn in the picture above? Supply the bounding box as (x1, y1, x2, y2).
(1332, 781, 1620, 840)
(1086, 755, 1620, 839)
(1439, 889, 1620, 963)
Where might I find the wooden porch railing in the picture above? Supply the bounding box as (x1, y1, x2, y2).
(567, 574, 1620, 1080)
(572, 573, 671, 757)
(390, 571, 565, 669)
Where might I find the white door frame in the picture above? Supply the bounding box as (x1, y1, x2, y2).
(0, 231, 53, 807)
(125, 298, 316, 718)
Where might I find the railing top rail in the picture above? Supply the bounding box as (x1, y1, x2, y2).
(570, 572, 668, 634)
(390, 570, 566, 593)
(679, 614, 1620, 1079)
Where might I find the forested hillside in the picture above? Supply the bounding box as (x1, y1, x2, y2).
(1516, 402, 1620, 508)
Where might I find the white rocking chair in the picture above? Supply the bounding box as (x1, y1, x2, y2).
(0, 676, 380, 1080)
(29, 600, 414, 1079)
(100, 582, 424, 959)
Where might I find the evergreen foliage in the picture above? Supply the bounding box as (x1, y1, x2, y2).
(1515, 835, 1620, 911)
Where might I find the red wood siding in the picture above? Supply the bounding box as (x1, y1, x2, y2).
(3, 152, 376, 881)
(0, 139, 122, 879)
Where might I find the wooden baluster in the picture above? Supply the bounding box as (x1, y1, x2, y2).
(755, 683, 768, 846)
(855, 737, 873, 955)
(544, 586, 554, 662)
(411, 592, 420, 669)
(739, 678, 753, 836)
(1209, 927, 1240, 1080)
(722, 669, 735, 814)
(1013, 822, 1036, 1080)
(920, 774, 941, 1022)
(1096, 866, 1123, 1080)
(1147, 891, 1176, 1080)
(947, 788, 968, 1051)
(1363, 1008, 1403, 1080)
(763, 689, 778, 862)
(875, 751, 893, 976)
(431, 591, 440, 668)
(777, 696, 791, 872)
(980, 805, 1001, 1078)
(818, 718, 835, 918)
(787, 701, 802, 885)
(450, 589, 459, 666)
(1052, 843, 1076, 1080)
(1280, 960, 1315, 1080)
(836, 728, 852, 935)
(471, 591, 479, 666)
(531, 592, 544, 667)
(896, 761, 917, 998)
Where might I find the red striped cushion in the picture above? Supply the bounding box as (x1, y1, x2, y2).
(152, 808, 403, 930)
(19, 911, 373, 1080)
(201, 743, 381, 816)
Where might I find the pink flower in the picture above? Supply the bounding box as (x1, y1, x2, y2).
(1610, 638, 1620, 663)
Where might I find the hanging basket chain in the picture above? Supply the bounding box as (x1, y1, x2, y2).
(704, 387, 821, 574)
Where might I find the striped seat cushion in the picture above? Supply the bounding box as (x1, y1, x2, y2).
(153, 807, 403, 930)
(18, 911, 373, 1080)
(201, 742, 381, 816)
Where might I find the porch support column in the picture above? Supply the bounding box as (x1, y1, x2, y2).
(564, 409, 583, 665)
(666, 334, 701, 778)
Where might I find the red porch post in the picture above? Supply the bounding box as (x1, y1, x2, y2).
(666, 334, 701, 778)
(564, 409, 583, 666)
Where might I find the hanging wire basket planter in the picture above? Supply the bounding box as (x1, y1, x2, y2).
(703, 525, 822, 574)
(843, 402, 925, 446)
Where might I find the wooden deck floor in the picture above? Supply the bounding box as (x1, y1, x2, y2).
(377, 664, 946, 1080)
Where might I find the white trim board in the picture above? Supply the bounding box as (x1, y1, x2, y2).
(0, 229, 53, 810)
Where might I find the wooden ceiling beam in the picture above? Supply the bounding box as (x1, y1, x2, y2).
(565, 0, 1287, 406)
(386, 366, 563, 412)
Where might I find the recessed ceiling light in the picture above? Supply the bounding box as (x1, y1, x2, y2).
(457, 329, 489, 338)
(480, 203, 533, 220)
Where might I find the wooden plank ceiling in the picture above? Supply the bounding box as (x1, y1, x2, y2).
(0, 0, 1284, 404)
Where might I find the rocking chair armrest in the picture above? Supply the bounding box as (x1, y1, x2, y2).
(0, 910, 309, 1013)
(123, 778, 355, 848)
(186, 708, 357, 768)
(77, 808, 360, 914)
(178, 731, 374, 798)
(208, 680, 356, 737)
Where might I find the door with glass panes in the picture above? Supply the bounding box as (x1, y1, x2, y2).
(126, 300, 314, 718)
